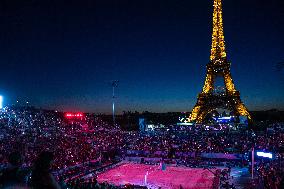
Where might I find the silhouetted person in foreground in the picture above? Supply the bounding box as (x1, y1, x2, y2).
(0, 151, 28, 188)
(31, 151, 61, 189)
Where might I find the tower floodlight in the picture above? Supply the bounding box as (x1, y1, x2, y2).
(111, 80, 119, 125)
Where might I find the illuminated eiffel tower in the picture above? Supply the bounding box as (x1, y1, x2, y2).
(189, 0, 251, 123)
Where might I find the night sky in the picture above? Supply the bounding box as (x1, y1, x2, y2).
(0, 0, 284, 113)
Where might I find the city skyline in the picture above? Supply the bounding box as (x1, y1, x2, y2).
(0, 0, 284, 113)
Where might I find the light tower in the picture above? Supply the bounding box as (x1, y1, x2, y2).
(111, 80, 119, 126)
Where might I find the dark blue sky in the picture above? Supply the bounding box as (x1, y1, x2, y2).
(0, 0, 284, 113)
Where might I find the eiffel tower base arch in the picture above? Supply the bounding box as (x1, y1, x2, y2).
(190, 92, 252, 124)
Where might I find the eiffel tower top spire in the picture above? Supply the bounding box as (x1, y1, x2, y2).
(210, 0, 227, 61)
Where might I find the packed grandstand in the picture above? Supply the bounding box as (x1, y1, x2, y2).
(1, 106, 284, 188)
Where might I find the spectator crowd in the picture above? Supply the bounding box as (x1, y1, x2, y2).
(0, 106, 284, 188)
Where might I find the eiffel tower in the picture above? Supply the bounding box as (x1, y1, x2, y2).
(189, 0, 251, 123)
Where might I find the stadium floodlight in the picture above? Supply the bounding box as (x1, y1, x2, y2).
(256, 152, 273, 159)
(0, 95, 3, 109)
(111, 80, 119, 126)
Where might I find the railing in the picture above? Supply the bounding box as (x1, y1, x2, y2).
(126, 150, 243, 160)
